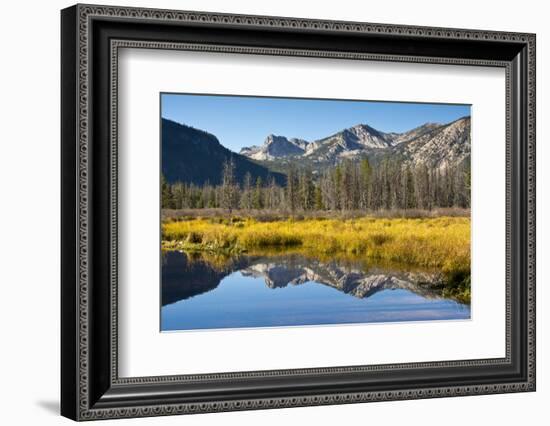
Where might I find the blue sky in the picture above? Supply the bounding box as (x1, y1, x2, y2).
(161, 93, 470, 153)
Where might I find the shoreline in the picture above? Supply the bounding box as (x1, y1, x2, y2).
(162, 207, 471, 222)
(161, 214, 471, 304)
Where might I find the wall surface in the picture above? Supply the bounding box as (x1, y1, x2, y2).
(0, 0, 547, 424)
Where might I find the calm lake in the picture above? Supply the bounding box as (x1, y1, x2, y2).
(161, 250, 470, 331)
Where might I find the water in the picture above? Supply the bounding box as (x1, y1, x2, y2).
(161, 251, 470, 331)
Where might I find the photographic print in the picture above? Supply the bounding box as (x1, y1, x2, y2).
(160, 94, 472, 332)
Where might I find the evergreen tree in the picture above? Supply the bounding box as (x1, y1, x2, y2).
(240, 172, 253, 210)
(220, 157, 238, 212)
(286, 165, 297, 212)
(253, 177, 263, 209)
(161, 174, 174, 209)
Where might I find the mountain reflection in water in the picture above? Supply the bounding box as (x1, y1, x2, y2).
(161, 251, 470, 331)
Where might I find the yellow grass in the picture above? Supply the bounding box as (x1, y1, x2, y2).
(162, 216, 470, 275)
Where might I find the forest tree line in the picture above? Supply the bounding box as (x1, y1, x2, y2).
(161, 157, 470, 212)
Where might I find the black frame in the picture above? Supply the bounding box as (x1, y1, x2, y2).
(61, 4, 536, 421)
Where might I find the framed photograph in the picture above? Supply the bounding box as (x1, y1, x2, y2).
(61, 4, 536, 421)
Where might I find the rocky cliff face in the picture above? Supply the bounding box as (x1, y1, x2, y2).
(395, 117, 471, 169)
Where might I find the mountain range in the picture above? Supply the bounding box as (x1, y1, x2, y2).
(240, 116, 471, 170)
(162, 116, 470, 185)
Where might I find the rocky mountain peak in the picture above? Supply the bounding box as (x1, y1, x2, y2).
(240, 134, 310, 161)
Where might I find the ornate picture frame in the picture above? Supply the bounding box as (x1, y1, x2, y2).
(61, 4, 535, 421)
